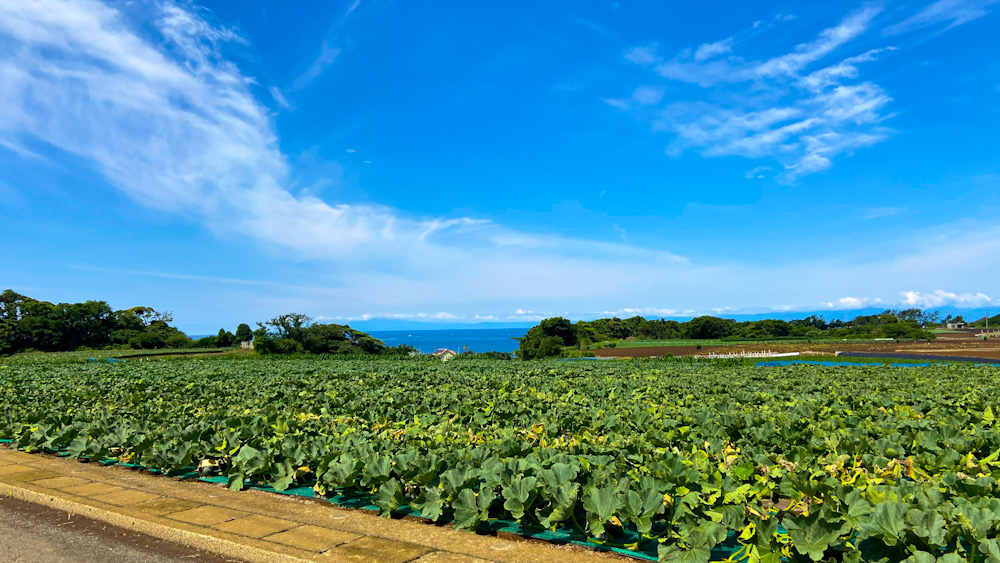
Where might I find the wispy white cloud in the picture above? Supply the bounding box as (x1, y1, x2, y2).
(754, 13, 797, 29)
(342, 311, 461, 322)
(70, 265, 282, 287)
(797, 48, 894, 90)
(287, 0, 362, 92)
(268, 86, 291, 109)
(3, 0, 997, 327)
(594, 307, 683, 317)
(0, 0, 694, 315)
(343, 0, 361, 19)
(900, 290, 992, 308)
(693, 38, 733, 62)
(291, 42, 340, 91)
(756, 7, 880, 78)
(654, 7, 881, 86)
(603, 98, 629, 110)
(572, 17, 610, 37)
(603, 85, 664, 109)
(0, 0, 480, 263)
(885, 0, 999, 35)
(824, 296, 885, 309)
(619, 6, 894, 180)
(744, 165, 773, 179)
(623, 45, 660, 65)
(505, 313, 548, 321)
(631, 85, 665, 105)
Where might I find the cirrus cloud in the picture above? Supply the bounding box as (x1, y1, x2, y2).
(617, 6, 894, 180)
(1, 0, 997, 327)
(885, 0, 999, 35)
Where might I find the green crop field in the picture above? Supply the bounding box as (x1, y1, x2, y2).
(2, 355, 1000, 561)
(5, 348, 233, 364)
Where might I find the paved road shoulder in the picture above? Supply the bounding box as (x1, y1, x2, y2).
(0, 446, 614, 563)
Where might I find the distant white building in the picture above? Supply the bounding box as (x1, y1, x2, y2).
(431, 348, 457, 361)
(947, 322, 965, 330)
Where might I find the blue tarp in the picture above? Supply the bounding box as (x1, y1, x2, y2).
(756, 360, 936, 367)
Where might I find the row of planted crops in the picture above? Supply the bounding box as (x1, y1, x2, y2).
(1, 356, 1000, 562)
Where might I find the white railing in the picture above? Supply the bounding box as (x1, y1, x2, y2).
(693, 350, 801, 359)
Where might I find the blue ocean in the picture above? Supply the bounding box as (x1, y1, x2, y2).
(369, 328, 527, 354)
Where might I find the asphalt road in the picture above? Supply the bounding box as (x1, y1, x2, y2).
(0, 496, 242, 563)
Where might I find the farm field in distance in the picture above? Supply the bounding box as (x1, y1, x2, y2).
(594, 329, 1000, 361)
(4, 347, 240, 364)
(3, 354, 1000, 561)
(601, 338, 853, 349)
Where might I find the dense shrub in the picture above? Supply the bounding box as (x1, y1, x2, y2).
(191, 336, 217, 348)
(128, 332, 166, 349)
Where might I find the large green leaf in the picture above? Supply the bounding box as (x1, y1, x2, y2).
(453, 487, 494, 530)
(411, 486, 444, 522)
(859, 501, 908, 546)
(784, 508, 849, 561)
(980, 538, 1000, 563)
(502, 476, 537, 520)
(583, 483, 624, 537)
(375, 478, 405, 515)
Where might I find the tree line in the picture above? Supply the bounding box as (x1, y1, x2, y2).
(0, 290, 192, 354)
(249, 312, 415, 356)
(517, 310, 941, 359)
(0, 290, 410, 357)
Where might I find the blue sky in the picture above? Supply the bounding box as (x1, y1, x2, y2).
(1, 0, 998, 333)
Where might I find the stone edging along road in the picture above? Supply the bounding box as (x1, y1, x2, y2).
(0, 446, 618, 563)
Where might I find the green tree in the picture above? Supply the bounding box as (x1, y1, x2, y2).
(301, 323, 351, 354)
(0, 289, 189, 355)
(0, 320, 14, 355)
(537, 317, 579, 346)
(216, 329, 236, 348)
(739, 319, 791, 339)
(535, 336, 565, 358)
(252, 327, 302, 355)
(165, 333, 192, 348)
(146, 320, 190, 347)
(265, 313, 312, 341)
(0, 290, 33, 321)
(382, 344, 418, 356)
(518, 318, 577, 359)
(128, 332, 166, 349)
(356, 336, 385, 354)
(235, 323, 253, 343)
(192, 336, 218, 348)
(587, 317, 629, 340)
(684, 316, 736, 339)
(57, 300, 114, 348)
(254, 317, 386, 356)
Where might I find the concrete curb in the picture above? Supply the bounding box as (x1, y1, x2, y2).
(0, 447, 620, 563)
(1, 481, 307, 563)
